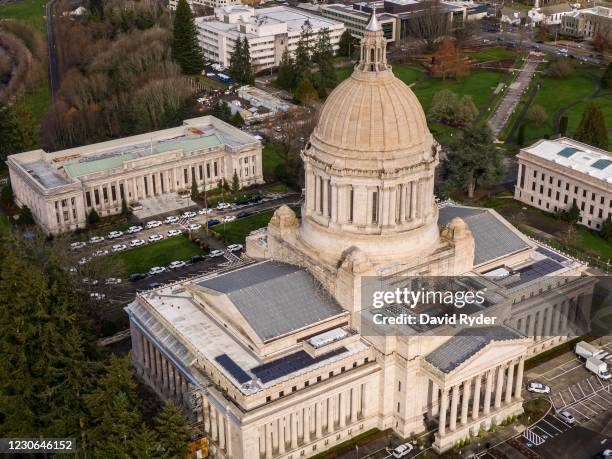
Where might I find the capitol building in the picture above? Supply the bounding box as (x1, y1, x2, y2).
(126, 13, 595, 458)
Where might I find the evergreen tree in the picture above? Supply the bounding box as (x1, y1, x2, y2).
(601, 216, 612, 243)
(241, 36, 253, 84)
(212, 99, 231, 121)
(229, 36, 244, 83)
(0, 104, 29, 162)
(573, 103, 608, 150)
(441, 127, 504, 198)
(1, 182, 14, 208)
(559, 115, 569, 136)
(0, 249, 94, 439)
(602, 62, 612, 90)
(231, 111, 244, 126)
(455, 95, 478, 128)
(121, 197, 130, 215)
(191, 179, 199, 200)
(314, 28, 336, 97)
(276, 48, 296, 90)
(18, 205, 34, 226)
(171, 0, 204, 74)
(517, 123, 526, 146)
(88, 208, 100, 225)
(133, 423, 162, 459)
(155, 401, 190, 459)
(232, 170, 240, 192)
(338, 29, 353, 57)
(294, 73, 319, 106)
(294, 20, 313, 79)
(565, 200, 581, 224)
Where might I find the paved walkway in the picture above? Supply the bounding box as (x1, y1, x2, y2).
(487, 55, 543, 139)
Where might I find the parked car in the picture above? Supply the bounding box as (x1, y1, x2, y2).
(70, 241, 87, 250)
(168, 260, 186, 269)
(216, 202, 231, 210)
(227, 244, 243, 252)
(223, 215, 236, 223)
(90, 292, 106, 301)
(187, 223, 202, 231)
(90, 236, 105, 243)
(207, 219, 220, 227)
(130, 239, 146, 247)
(148, 234, 164, 242)
(167, 229, 182, 237)
(198, 208, 213, 215)
(82, 277, 99, 285)
(235, 199, 250, 206)
(237, 210, 252, 218)
(78, 257, 90, 265)
(127, 225, 143, 234)
(594, 449, 612, 459)
(105, 277, 122, 285)
(146, 220, 162, 229)
(107, 230, 123, 239)
(391, 443, 414, 458)
(183, 211, 197, 219)
(148, 266, 166, 275)
(557, 411, 575, 424)
(164, 216, 179, 224)
(129, 273, 147, 282)
(93, 249, 109, 257)
(112, 244, 127, 252)
(526, 382, 551, 394)
(249, 195, 263, 203)
(209, 249, 224, 258)
(190, 255, 205, 263)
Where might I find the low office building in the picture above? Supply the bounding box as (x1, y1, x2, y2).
(7, 116, 263, 234)
(168, 0, 240, 11)
(321, 3, 397, 42)
(515, 138, 612, 231)
(560, 5, 612, 40)
(196, 6, 344, 71)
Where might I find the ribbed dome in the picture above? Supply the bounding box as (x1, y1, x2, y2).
(310, 67, 433, 164)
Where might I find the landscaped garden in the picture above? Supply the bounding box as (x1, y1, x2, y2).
(110, 236, 206, 274)
(211, 207, 301, 244)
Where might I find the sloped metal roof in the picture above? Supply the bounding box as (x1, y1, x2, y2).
(438, 206, 529, 265)
(425, 326, 522, 374)
(197, 262, 345, 342)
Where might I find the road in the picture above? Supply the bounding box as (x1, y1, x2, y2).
(45, 0, 59, 98)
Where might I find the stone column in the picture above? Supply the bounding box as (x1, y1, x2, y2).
(327, 397, 334, 432)
(204, 402, 211, 433)
(505, 361, 515, 404)
(439, 388, 448, 436)
(265, 422, 272, 459)
(494, 365, 504, 409)
(322, 178, 329, 217)
(514, 357, 525, 399)
(399, 184, 406, 222)
(316, 402, 322, 438)
(291, 412, 298, 449)
(472, 376, 482, 420)
(218, 415, 226, 451)
(278, 417, 286, 454)
(483, 370, 493, 415)
(331, 183, 339, 223)
(211, 409, 218, 442)
(461, 379, 470, 425)
(351, 387, 358, 423)
(449, 384, 459, 431)
(226, 417, 233, 457)
(410, 181, 417, 220)
(339, 392, 346, 428)
(304, 406, 311, 442)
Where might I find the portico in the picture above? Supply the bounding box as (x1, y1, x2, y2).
(422, 329, 529, 452)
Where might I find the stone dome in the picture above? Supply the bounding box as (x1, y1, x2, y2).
(311, 68, 433, 167)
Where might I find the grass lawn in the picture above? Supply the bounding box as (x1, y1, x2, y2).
(0, 0, 47, 33)
(194, 75, 228, 90)
(213, 207, 301, 244)
(523, 65, 602, 143)
(111, 236, 205, 275)
(468, 47, 518, 62)
(563, 94, 612, 145)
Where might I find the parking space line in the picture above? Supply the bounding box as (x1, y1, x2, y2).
(595, 392, 612, 404)
(571, 406, 589, 420)
(589, 397, 607, 411)
(568, 387, 577, 401)
(598, 378, 606, 389)
(588, 379, 596, 393)
(576, 383, 586, 398)
(544, 361, 583, 380)
(541, 419, 563, 433)
(578, 402, 599, 415)
(559, 393, 566, 406)
(533, 425, 553, 437)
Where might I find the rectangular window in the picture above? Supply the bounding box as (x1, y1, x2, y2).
(102, 187, 108, 202)
(547, 189, 551, 197)
(519, 165, 525, 188)
(160, 173, 164, 193)
(532, 183, 535, 191)
(86, 191, 92, 207)
(349, 188, 354, 222)
(566, 183, 569, 191)
(398, 381, 401, 392)
(583, 190, 587, 198)
(214, 162, 218, 177)
(184, 168, 188, 183)
(556, 191, 559, 200)
(206, 163, 211, 179)
(94, 189, 100, 206)
(111, 185, 117, 201)
(590, 205, 594, 214)
(372, 190, 379, 223)
(144, 177, 149, 195)
(199, 165, 203, 180)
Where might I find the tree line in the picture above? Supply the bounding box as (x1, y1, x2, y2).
(0, 232, 192, 457)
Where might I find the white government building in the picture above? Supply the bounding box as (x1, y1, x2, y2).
(515, 137, 612, 231)
(127, 14, 595, 458)
(196, 6, 345, 71)
(168, 0, 241, 11)
(7, 117, 263, 234)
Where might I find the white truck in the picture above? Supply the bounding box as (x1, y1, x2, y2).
(586, 356, 611, 380)
(575, 341, 603, 360)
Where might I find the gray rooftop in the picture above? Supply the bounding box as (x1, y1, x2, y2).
(438, 206, 529, 265)
(22, 160, 69, 188)
(426, 326, 522, 373)
(197, 262, 345, 342)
